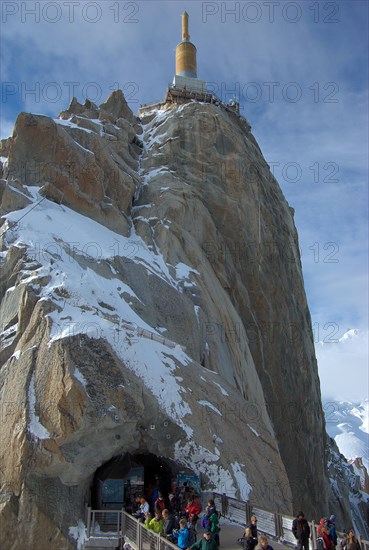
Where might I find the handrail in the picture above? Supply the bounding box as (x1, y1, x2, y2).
(208, 492, 369, 549)
(84, 508, 181, 550)
(84, 502, 369, 550)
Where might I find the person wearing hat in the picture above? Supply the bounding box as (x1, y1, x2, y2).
(190, 531, 218, 550)
(292, 512, 311, 550)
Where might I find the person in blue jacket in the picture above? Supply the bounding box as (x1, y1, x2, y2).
(172, 518, 190, 549)
(328, 515, 337, 548)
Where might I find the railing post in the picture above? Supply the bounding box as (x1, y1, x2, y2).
(121, 509, 126, 536)
(245, 502, 252, 524)
(278, 513, 284, 542)
(137, 519, 142, 550)
(86, 506, 91, 538)
(311, 520, 316, 550)
(221, 493, 228, 517)
(274, 513, 281, 539)
(279, 513, 284, 541)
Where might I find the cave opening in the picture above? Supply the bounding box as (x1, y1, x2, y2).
(90, 452, 190, 511)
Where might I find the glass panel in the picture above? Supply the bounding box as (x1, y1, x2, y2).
(102, 479, 124, 508)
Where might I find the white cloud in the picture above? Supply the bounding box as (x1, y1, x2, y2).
(0, 118, 15, 139)
(316, 329, 369, 401)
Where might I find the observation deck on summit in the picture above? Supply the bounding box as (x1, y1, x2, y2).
(138, 12, 241, 117)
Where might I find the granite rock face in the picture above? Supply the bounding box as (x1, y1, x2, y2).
(0, 91, 350, 548)
(137, 101, 328, 512)
(327, 438, 369, 537)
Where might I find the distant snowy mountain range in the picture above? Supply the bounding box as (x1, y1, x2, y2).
(317, 328, 368, 476)
(324, 399, 369, 474)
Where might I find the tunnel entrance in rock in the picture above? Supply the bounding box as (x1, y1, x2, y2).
(91, 452, 184, 510)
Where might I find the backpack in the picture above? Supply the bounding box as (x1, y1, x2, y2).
(201, 517, 211, 530)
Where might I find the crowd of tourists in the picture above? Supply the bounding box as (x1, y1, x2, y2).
(237, 511, 362, 550)
(128, 482, 220, 550)
(126, 483, 363, 550)
(291, 512, 362, 550)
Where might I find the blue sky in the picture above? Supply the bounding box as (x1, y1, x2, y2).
(1, 0, 368, 402)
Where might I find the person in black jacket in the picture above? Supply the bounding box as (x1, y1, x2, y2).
(243, 515, 258, 550)
(292, 512, 311, 550)
(162, 509, 176, 535)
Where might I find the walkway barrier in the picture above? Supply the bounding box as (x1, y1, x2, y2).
(85, 498, 369, 550)
(85, 508, 181, 550)
(86, 508, 123, 537)
(205, 492, 369, 550)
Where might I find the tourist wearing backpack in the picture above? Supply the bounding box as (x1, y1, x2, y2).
(202, 499, 216, 529)
(329, 516, 337, 548)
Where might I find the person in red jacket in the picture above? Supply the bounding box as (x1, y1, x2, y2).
(322, 525, 334, 550)
(154, 493, 166, 513)
(185, 497, 201, 518)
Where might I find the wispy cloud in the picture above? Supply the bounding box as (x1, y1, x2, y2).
(0, 117, 15, 139)
(316, 330, 369, 401)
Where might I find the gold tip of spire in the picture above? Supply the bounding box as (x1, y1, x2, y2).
(182, 11, 190, 41)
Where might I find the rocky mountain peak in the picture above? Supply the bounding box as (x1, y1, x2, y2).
(1, 90, 367, 548)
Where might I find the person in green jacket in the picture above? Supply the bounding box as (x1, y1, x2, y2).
(209, 511, 220, 546)
(148, 511, 164, 534)
(190, 531, 218, 550)
(144, 512, 152, 529)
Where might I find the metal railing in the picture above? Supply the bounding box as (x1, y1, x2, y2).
(86, 508, 123, 537)
(85, 508, 181, 550)
(206, 492, 369, 550)
(85, 497, 369, 550)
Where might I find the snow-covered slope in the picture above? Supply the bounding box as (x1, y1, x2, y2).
(324, 399, 369, 474)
